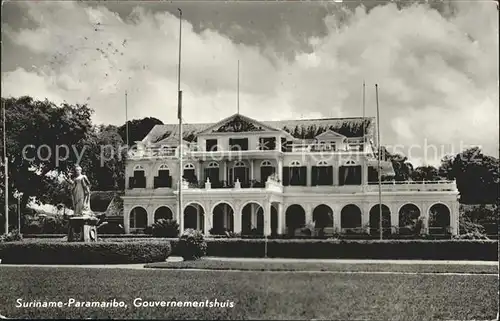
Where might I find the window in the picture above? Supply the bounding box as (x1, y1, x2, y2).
(129, 165, 146, 188)
(204, 162, 220, 186)
(154, 164, 172, 188)
(229, 161, 249, 186)
(283, 161, 306, 186)
(258, 137, 276, 150)
(260, 160, 275, 183)
(229, 138, 249, 151)
(183, 163, 197, 183)
(339, 160, 362, 185)
(312, 161, 333, 186)
(206, 139, 218, 152)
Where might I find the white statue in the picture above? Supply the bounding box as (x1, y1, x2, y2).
(66, 165, 91, 216)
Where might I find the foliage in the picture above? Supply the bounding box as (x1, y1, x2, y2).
(411, 166, 441, 181)
(151, 219, 179, 237)
(0, 241, 171, 264)
(176, 228, 207, 261)
(96, 222, 125, 234)
(201, 239, 497, 260)
(117, 117, 163, 146)
(0, 229, 22, 242)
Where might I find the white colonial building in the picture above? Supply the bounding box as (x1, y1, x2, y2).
(122, 113, 459, 236)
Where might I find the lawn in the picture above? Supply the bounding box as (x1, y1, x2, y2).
(0, 266, 497, 320)
(145, 258, 498, 274)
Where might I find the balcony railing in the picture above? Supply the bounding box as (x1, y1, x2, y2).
(365, 180, 457, 192)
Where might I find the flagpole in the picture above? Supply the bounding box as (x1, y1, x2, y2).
(362, 80, 366, 143)
(2, 99, 8, 234)
(177, 8, 184, 234)
(375, 84, 382, 240)
(237, 60, 240, 114)
(125, 90, 129, 147)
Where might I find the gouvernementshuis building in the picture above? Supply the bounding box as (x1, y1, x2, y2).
(122, 113, 459, 236)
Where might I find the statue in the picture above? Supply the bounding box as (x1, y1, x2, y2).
(66, 165, 91, 216)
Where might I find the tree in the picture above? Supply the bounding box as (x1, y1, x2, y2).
(0, 96, 95, 232)
(117, 117, 163, 146)
(376, 146, 414, 181)
(411, 165, 440, 181)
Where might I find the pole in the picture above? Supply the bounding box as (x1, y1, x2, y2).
(3, 100, 8, 234)
(125, 90, 129, 146)
(177, 8, 184, 234)
(237, 60, 240, 114)
(362, 80, 366, 143)
(17, 196, 20, 233)
(375, 84, 382, 240)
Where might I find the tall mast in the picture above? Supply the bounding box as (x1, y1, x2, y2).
(177, 8, 184, 234)
(237, 60, 240, 114)
(2, 100, 8, 234)
(375, 84, 382, 240)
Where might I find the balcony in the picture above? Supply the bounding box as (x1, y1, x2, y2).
(365, 180, 457, 192)
(175, 175, 283, 194)
(283, 138, 366, 153)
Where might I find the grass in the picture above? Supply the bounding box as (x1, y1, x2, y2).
(0, 267, 497, 320)
(145, 259, 498, 274)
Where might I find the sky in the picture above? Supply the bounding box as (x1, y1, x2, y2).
(1, 0, 498, 166)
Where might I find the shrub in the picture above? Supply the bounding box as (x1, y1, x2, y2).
(97, 222, 125, 234)
(0, 241, 171, 264)
(0, 229, 23, 242)
(176, 229, 207, 261)
(201, 239, 498, 261)
(40, 215, 68, 234)
(152, 219, 180, 237)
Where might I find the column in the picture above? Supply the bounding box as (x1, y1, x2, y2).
(222, 161, 227, 184)
(264, 201, 271, 236)
(332, 204, 341, 233)
(250, 203, 256, 228)
(234, 205, 242, 234)
(306, 164, 312, 186)
(390, 203, 399, 234)
(178, 203, 184, 233)
(361, 160, 368, 185)
(250, 159, 254, 181)
(124, 204, 130, 234)
(334, 165, 339, 186)
(278, 158, 283, 182)
(362, 203, 370, 233)
(451, 201, 459, 236)
(276, 136, 281, 151)
(305, 203, 313, 225)
(203, 207, 210, 235)
(197, 161, 202, 183)
(277, 203, 284, 235)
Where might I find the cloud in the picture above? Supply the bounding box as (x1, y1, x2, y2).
(2, 1, 498, 166)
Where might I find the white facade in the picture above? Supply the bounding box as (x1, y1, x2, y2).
(122, 113, 459, 236)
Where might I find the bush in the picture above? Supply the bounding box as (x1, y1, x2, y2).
(201, 239, 498, 261)
(0, 229, 23, 242)
(97, 222, 125, 235)
(176, 229, 207, 261)
(0, 241, 171, 264)
(152, 219, 180, 237)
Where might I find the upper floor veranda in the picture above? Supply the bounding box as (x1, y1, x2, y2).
(124, 113, 457, 195)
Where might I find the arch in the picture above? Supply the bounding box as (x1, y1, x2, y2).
(261, 160, 273, 167)
(158, 164, 169, 171)
(428, 203, 451, 235)
(234, 161, 246, 167)
(285, 204, 306, 236)
(344, 159, 357, 166)
(211, 202, 235, 234)
(290, 160, 301, 167)
(154, 206, 173, 221)
(241, 202, 264, 236)
(184, 202, 205, 232)
(207, 161, 219, 168)
(133, 164, 145, 171)
(398, 203, 421, 234)
(129, 206, 148, 229)
(369, 204, 391, 234)
(340, 204, 362, 230)
(312, 204, 333, 229)
(184, 163, 195, 169)
(182, 201, 206, 214)
(317, 160, 329, 166)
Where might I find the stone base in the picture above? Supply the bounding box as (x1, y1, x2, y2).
(68, 216, 99, 242)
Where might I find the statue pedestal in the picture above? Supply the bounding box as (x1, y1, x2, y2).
(68, 216, 99, 242)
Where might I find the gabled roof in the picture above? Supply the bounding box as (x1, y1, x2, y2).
(315, 129, 346, 140)
(197, 113, 280, 135)
(141, 114, 374, 144)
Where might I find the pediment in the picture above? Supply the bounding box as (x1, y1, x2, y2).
(315, 130, 346, 140)
(199, 114, 279, 134)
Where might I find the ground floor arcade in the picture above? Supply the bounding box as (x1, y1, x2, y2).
(123, 193, 460, 236)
